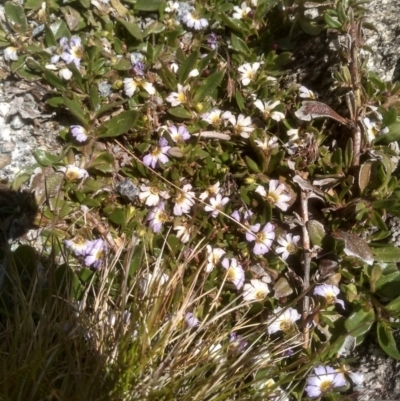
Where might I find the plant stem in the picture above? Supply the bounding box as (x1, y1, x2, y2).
(300, 191, 311, 348)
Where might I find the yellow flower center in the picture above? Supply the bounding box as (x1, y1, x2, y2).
(73, 235, 86, 245)
(267, 193, 278, 204)
(286, 243, 296, 253)
(227, 267, 236, 281)
(150, 187, 159, 195)
(151, 147, 162, 157)
(320, 380, 333, 393)
(72, 46, 83, 59)
(177, 92, 187, 103)
(65, 169, 79, 181)
(326, 294, 335, 304)
(255, 290, 267, 300)
(279, 320, 292, 332)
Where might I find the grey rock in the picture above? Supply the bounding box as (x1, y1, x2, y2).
(98, 81, 111, 97)
(10, 115, 25, 130)
(116, 179, 140, 203)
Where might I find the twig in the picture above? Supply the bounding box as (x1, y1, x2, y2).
(300, 191, 311, 348)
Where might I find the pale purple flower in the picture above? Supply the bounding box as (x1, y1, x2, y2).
(61, 36, 83, 67)
(246, 223, 275, 255)
(84, 238, 107, 269)
(231, 208, 253, 223)
(221, 258, 245, 289)
(204, 194, 229, 217)
(147, 202, 168, 233)
(70, 125, 88, 142)
(168, 125, 191, 142)
(314, 284, 345, 309)
(305, 365, 347, 398)
(207, 33, 218, 49)
(65, 235, 90, 256)
(143, 138, 171, 168)
(229, 332, 248, 353)
(132, 60, 145, 76)
(139, 185, 170, 207)
(185, 312, 199, 328)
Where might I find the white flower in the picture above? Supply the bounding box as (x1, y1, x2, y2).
(59, 165, 89, 181)
(305, 365, 347, 398)
(314, 284, 345, 309)
(254, 99, 285, 121)
(165, 1, 179, 12)
(174, 225, 192, 243)
(188, 68, 199, 77)
(363, 117, 388, 143)
(59, 67, 72, 80)
(65, 234, 90, 256)
(267, 307, 301, 334)
(299, 85, 316, 99)
(199, 182, 221, 201)
(227, 114, 254, 138)
(4, 46, 18, 61)
(170, 62, 179, 73)
(174, 184, 195, 216)
(184, 312, 199, 328)
(221, 258, 245, 289)
(237, 62, 260, 86)
(254, 135, 279, 151)
(206, 246, 225, 273)
(166, 84, 190, 107)
(243, 279, 270, 302)
(347, 371, 364, 386)
(204, 193, 229, 217)
(61, 36, 83, 67)
(245, 223, 275, 255)
(139, 185, 170, 207)
(255, 180, 291, 211)
(141, 271, 169, 294)
(232, 2, 251, 19)
(201, 109, 224, 126)
(124, 77, 155, 97)
(275, 233, 300, 260)
(287, 128, 299, 140)
(182, 12, 209, 30)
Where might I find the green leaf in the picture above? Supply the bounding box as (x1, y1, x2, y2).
(245, 156, 261, 173)
(385, 295, 400, 314)
(5, 2, 27, 34)
(345, 307, 375, 337)
(109, 208, 127, 226)
(323, 13, 342, 29)
(376, 122, 400, 144)
(44, 24, 57, 47)
(377, 322, 400, 359)
(33, 149, 63, 166)
(230, 33, 250, 55)
(134, 0, 162, 11)
(25, 0, 42, 10)
(87, 152, 115, 173)
(193, 71, 224, 103)
(168, 107, 192, 119)
(158, 61, 178, 90)
(371, 246, 400, 263)
(117, 19, 143, 41)
(143, 21, 165, 37)
(299, 15, 322, 35)
(382, 107, 397, 127)
(178, 51, 199, 84)
(46, 96, 64, 107)
(63, 96, 89, 126)
(306, 220, 326, 247)
(49, 20, 70, 40)
(99, 110, 138, 138)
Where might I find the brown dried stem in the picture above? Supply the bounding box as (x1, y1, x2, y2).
(300, 191, 311, 348)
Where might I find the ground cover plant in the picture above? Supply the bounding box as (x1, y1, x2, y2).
(1, 0, 400, 399)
